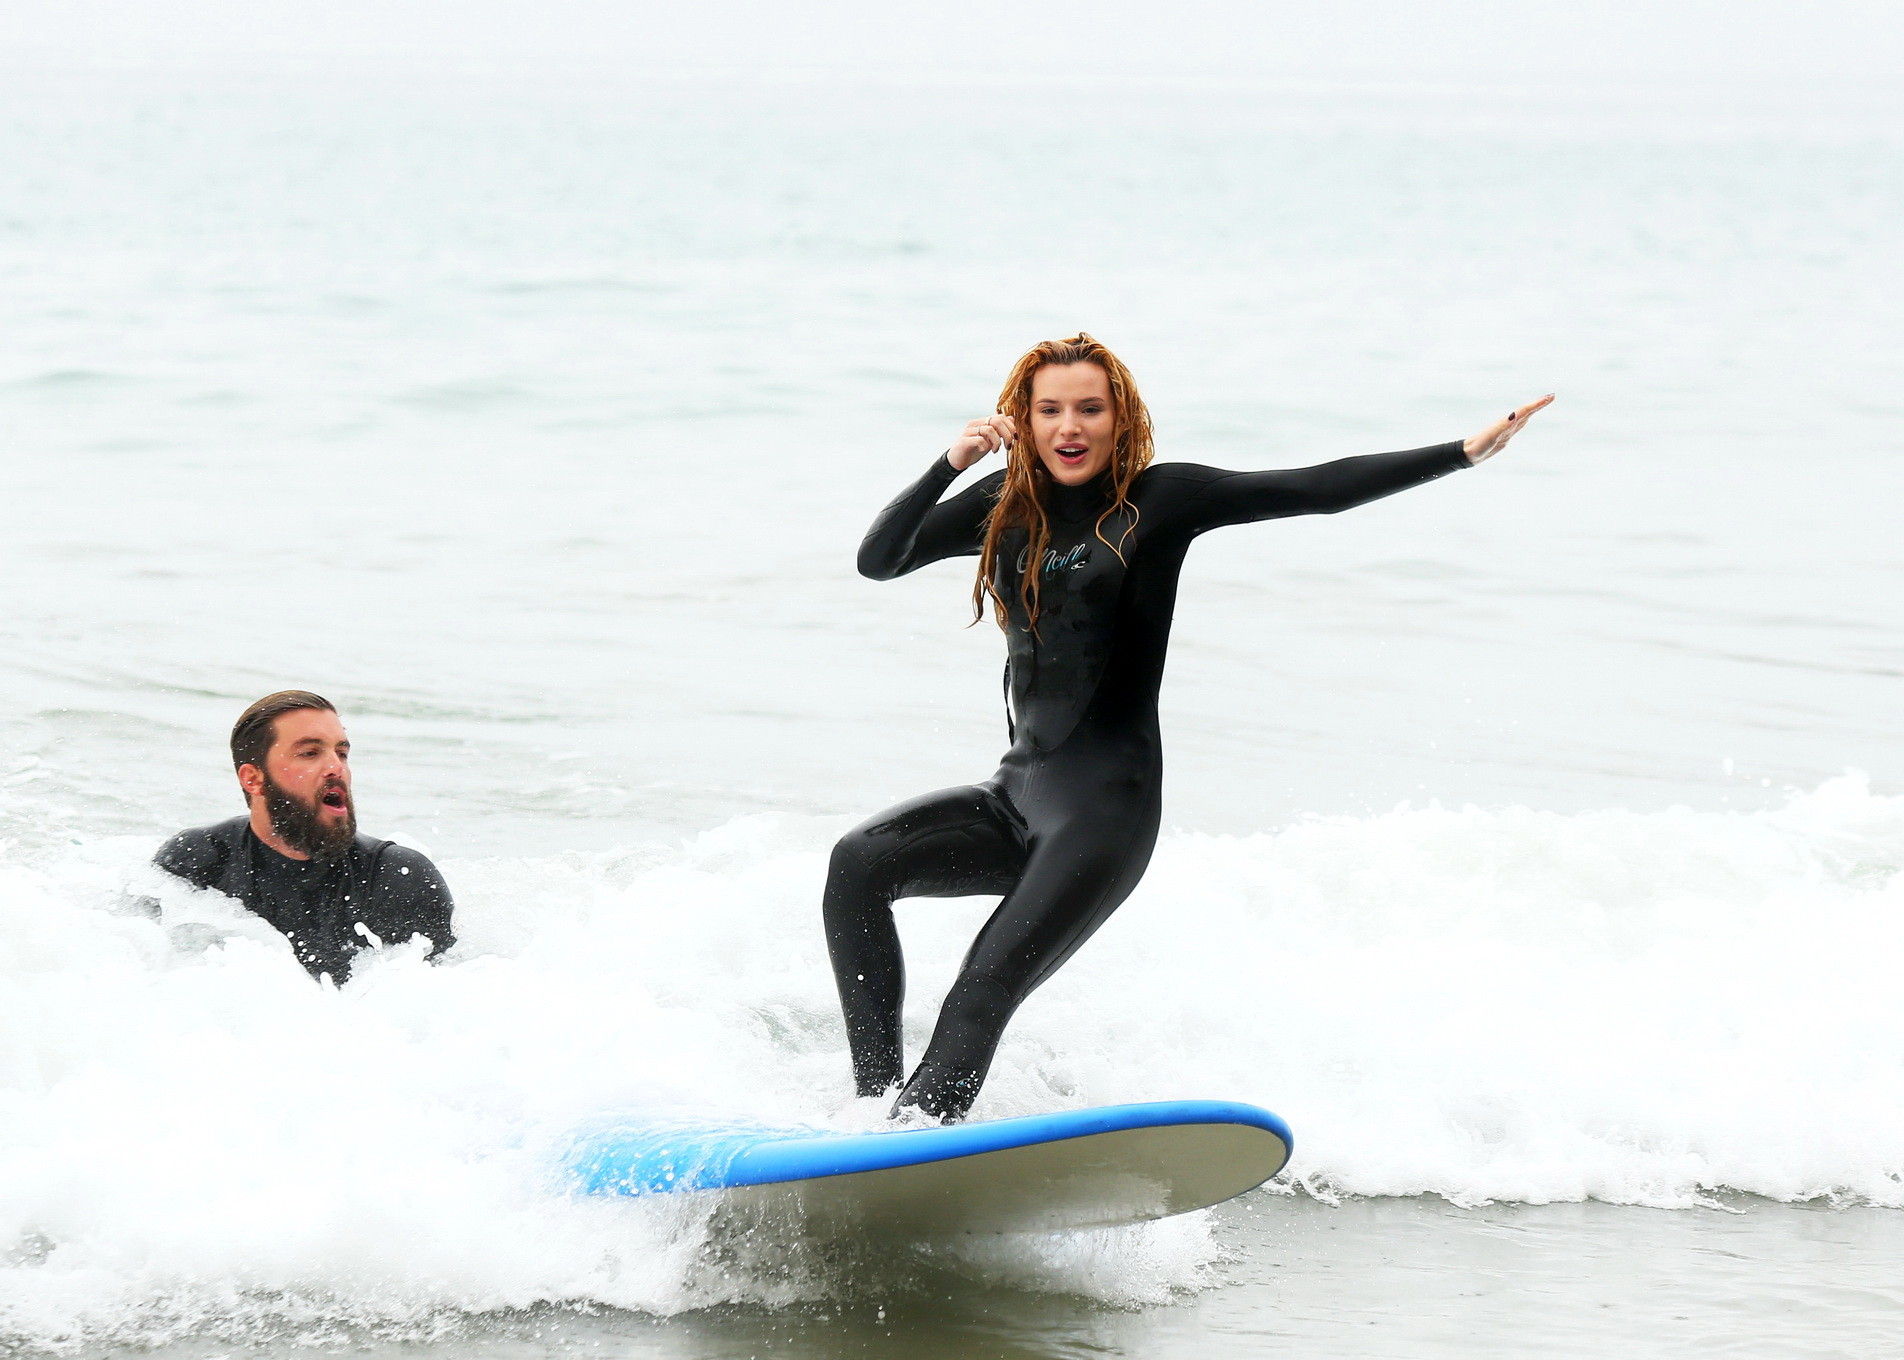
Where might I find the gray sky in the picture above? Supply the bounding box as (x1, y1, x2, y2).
(7, 0, 1904, 85)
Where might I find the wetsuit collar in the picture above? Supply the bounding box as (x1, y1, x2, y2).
(246, 822, 315, 869)
(1045, 470, 1114, 524)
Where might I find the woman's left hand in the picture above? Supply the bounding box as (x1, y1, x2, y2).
(1464, 394, 1555, 464)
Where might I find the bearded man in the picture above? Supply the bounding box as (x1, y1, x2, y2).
(153, 690, 456, 982)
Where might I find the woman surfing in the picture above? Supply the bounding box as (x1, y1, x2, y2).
(826, 333, 1550, 1122)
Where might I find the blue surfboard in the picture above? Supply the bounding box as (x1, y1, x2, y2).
(568, 1100, 1293, 1234)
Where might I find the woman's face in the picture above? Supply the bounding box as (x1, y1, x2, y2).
(1028, 362, 1117, 486)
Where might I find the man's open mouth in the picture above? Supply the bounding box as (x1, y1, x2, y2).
(320, 788, 348, 812)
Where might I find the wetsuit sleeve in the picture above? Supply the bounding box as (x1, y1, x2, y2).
(375, 845, 457, 959)
(857, 455, 999, 580)
(1167, 441, 1472, 532)
(153, 826, 229, 890)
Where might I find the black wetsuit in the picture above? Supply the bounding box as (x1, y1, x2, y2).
(826, 441, 1470, 1120)
(154, 817, 456, 982)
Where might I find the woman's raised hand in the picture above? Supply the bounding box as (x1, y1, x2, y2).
(1464, 394, 1555, 464)
(947, 414, 1016, 471)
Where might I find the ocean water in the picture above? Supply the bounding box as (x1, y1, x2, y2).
(2, 68, 1902, 1356)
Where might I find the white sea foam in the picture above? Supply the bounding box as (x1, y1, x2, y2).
(2, 777, 1900, 1349)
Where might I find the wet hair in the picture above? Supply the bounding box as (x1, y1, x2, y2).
(974, 333, 1155, 631)
(230, 690, 337, 773)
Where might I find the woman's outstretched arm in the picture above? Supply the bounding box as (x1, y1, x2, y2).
(857, 415, 1015, 580)
(1174, 394, 1553, 530)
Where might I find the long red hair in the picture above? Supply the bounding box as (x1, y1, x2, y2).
(973, 333, 1156, 630)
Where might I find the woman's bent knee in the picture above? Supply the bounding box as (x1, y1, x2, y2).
(828, 824, 894, 887)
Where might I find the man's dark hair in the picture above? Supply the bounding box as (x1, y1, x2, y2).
(230, 690, 337, 772)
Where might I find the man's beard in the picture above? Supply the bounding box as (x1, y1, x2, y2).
(263, 773, 357, 863)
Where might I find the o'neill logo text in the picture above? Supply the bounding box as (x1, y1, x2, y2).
(1015, 543, 1093, 576)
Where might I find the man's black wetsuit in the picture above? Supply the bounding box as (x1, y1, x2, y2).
(826, 441, 1471, 1120)
(154, 817, 456, 982)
